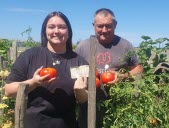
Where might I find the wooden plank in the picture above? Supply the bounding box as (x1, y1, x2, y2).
(88, 36, 96, 128)
(10, 41, 17, 61)
(15, 83, 29, 128)
(2, 61, 7, 69)
(0, 56, 3, 70)
(17, 47, 27, 57)
(0, 76, 4, 125)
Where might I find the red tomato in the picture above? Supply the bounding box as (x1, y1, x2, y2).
(152, 118, 157, 124)
(40, 68, 57, 80)
(101, 72, 115, 84)
(130, 66, 136, 70)
(96, 77, 100, 88)
(96, 70, 100, 78)
(150, 118, 157, 125)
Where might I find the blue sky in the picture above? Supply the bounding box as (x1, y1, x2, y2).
(0, 0, 168, 47)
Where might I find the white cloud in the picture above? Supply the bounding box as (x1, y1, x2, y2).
(4, 8, 47, 13)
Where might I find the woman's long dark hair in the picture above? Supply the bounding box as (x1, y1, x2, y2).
(41, 11, 73, 51)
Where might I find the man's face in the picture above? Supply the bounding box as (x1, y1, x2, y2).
(93, 13, 116, 44)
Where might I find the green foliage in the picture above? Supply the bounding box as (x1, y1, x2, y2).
(99, 36, 169, 127)
(0, 39, 12, 60)
(99, 75, 169, 127)
(21, 27, 40, 48)
(137, 36, 169, 72)
(0, 97, 15, 127)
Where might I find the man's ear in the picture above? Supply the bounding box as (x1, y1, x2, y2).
(114, 20, 117, 29)
(92, 23, 96, 30)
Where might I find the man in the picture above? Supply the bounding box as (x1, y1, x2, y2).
(75, 8, 143, 128)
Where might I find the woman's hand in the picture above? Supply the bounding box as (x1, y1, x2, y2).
(30, 66, 56, 88)
(74, 76, 88, 103)
(74, 76, 87, 90)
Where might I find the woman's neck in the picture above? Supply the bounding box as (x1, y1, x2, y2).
(47, 43, 66, 54)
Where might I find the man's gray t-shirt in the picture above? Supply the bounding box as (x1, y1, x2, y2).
(75, 35, 140, 74)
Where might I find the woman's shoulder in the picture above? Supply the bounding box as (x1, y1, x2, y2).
(22, 46, 44, 55)
(17, 46, 45, 60)
(24, 46, 43, 52)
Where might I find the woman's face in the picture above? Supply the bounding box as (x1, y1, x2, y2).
(46, 16, 69, 46)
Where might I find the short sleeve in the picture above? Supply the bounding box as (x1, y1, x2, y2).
(6, 49, 31, 83)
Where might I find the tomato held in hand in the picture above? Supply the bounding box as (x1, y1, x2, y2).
(40, 68, 57, 80)
(96, 70, 100, 78)
(96, 77, 100, 88)
(101, 72, 115, 84)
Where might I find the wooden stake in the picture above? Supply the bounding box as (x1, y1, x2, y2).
(88, 36, 96, 128)
(15, 83, 28, 128)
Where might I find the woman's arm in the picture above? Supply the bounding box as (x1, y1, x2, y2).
(5, 67, 55, 98)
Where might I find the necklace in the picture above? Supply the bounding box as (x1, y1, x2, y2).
(49, 51, 61, 66)
(53, 60, 60, 65)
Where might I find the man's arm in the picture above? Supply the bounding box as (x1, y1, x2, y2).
(123, 64, 143, 78)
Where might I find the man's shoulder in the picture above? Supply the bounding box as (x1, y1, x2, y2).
(75, 38, 92, 53)
(118, 36, 130, 44)
(77, 36, 97, 46)
(74, 37, 94, 62)
(118, 36, 134, 48)
(78, 38, 91, 46)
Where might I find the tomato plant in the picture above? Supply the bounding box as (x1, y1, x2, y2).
(40, 68, 57, 80)
(97, 36, 169, 128)
(101, 72, 115, 84)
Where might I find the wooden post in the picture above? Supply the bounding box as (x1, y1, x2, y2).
(88, 36, 96, 128)
(2, 61, 7, 69)
(7, 49, 10, 62)
(0, 56, 3, 70)
(15, 83, 29, 128)
(10, 41, 17, 62)
(0, 79, 5, 125)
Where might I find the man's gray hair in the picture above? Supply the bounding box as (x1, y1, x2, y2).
(95, 8, 115, 18)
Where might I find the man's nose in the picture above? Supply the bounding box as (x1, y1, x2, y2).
(102, 26, 108, 32)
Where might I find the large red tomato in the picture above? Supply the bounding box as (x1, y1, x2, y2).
(96, 77, 100, 88)
(101, 72, 115, 84)
(40, 68, 57, 80)
(130, 66, 136, 70)
(96, 70, 100, 78)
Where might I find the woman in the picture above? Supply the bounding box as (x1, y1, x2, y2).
(5, 11, 88, 128)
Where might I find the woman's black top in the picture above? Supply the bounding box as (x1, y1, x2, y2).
(6, 47, 88, 128)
